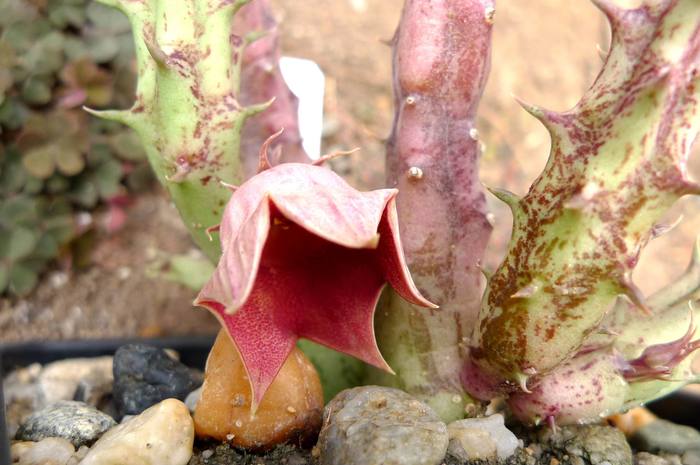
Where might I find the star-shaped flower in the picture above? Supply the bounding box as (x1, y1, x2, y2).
(195, 142, 435, 409)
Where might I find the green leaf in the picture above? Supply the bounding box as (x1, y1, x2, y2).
(0, 263, 9, 293)
(21, 75, 54, 106)
(69, 178, 99, 208)
(88, 37, 120, 63)
(0, 0, 39, 28)
(8, 262, 38, 296)
(33, 233, 59, 259)
(94, 159, 123, 198)
(110, 130, 146, 161)
(0, 227, 39, 261)
(24, 32, 65, 76)
(22, 146, 56, 179)
(86, 2, 130, 33)
(0, 148, 28, 194)
(0, 195, 38, 225)
(0, 97, 29, 130)
(125, 163, 153, 192)
(48, 3, 86, 29)
(156, 253, 215, 290)
(22, 177, 43, 195)
(55, 146, 86, 176)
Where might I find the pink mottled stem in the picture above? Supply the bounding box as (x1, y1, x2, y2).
(237, 0, 310, 178)
(374, 0, 494, 420)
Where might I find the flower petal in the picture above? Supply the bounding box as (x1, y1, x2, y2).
(378, 195, 438, 308)
(195, 198, 271, 314)
(202, 218, 393, 408)
(269, 168, 392, 249)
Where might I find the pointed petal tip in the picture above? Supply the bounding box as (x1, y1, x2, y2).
(312, 147, 361, 166)
(258, 128, 285, 172)
(365, 233, 381, 249)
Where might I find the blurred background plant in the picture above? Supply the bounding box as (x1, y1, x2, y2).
(0, 0, 152, 296)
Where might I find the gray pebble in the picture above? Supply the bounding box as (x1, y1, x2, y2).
(683, 450, 700, 465)
(537, 424, 632, 465)
(15, 400, 116, 447)
(317, 386, 449, 465)
(631, 420, 700, 455)
(184, 386, 202, 413)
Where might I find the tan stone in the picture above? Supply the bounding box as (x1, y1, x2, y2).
(80, 399, 194, 465)
(194, 330, 323, 449)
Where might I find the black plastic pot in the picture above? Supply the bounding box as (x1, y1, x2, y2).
(1, 336, 699, 461)
(0, 334, 216, 462)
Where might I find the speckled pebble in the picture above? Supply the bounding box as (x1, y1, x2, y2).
(317, 386, 449, 465)
(537, 425, 632, 465)
(15, 401, 116, 447)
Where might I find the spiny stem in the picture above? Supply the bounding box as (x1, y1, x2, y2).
(372, 0, 494, 422)
(468, 0, 700, 397)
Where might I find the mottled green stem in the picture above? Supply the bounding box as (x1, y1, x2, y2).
(373, 0, 494, 421)
(89, 0, 268, 261)
(508, 238, 700, 425)
(466, 0, 700, 398)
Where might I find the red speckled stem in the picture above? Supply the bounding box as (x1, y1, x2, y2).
(373, 0, 494, 421)
(237, 0, 310, 179)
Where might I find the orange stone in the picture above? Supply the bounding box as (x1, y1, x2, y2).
(607, 407, 657, 436)
(194, 329, 324, 449)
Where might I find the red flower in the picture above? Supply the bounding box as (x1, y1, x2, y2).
(195, 141, 435, 409)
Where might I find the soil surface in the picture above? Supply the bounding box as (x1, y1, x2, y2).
(2, 0, 700, 344)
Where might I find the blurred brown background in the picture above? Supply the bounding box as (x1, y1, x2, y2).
(2, 0, 699, 342)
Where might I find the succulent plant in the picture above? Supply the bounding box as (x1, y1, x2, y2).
(0, 0, 151, 296)
(508, 238, 700, 424)
(235, 0, 310, 179)
(461, 0, 700, 422)
(87, 0, 273, 261)
(372, 0, 495, 421)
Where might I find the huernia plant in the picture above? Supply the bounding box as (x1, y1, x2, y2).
(372, 0, 494, 421)
(235, 0, 310, 178)
(94, 0, 700, 429)
(89, 0, 270, 261)
(463, 0, 700, 422)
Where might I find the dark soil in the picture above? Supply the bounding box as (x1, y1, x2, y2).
(189, 443, 314, 465)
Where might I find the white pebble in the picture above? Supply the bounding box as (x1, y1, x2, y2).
(447, 414, 519, 461)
